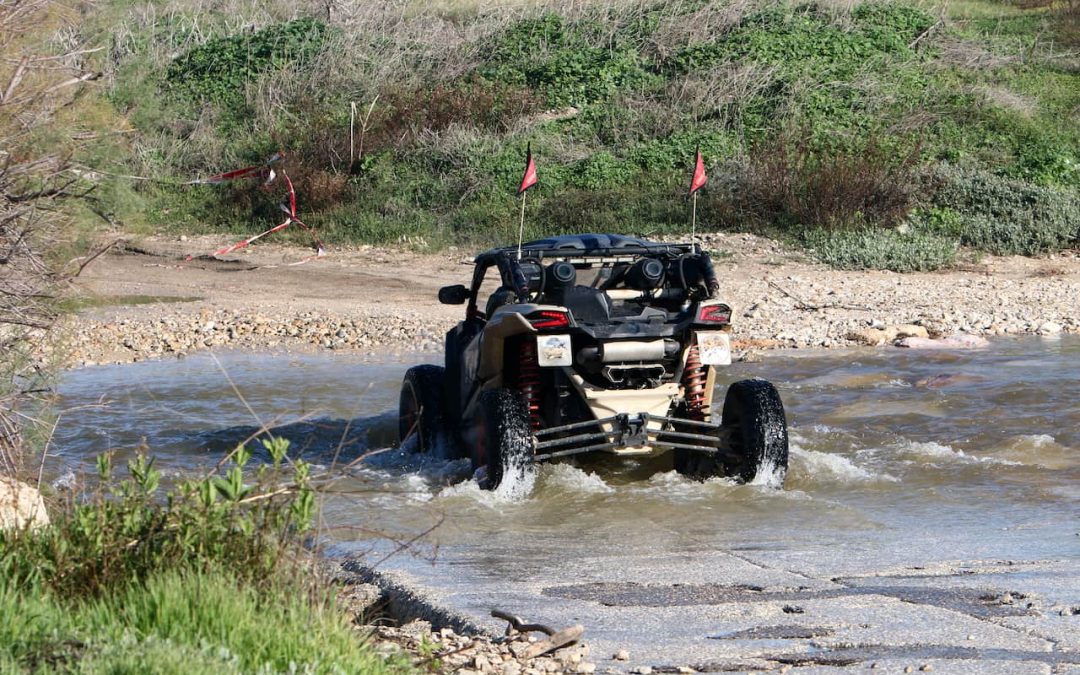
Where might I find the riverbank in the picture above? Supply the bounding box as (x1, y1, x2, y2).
(59, 233, 1080, 367)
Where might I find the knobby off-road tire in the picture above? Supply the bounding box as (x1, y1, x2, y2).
(675, 379, 788, 485)
(398, 365, 446, 455)
(476, 388, 534, 491)
(721, 378, 788, 484)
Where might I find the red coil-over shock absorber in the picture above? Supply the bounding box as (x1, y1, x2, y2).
(517, 338, 543, 430)
(682, 341, 709, 422)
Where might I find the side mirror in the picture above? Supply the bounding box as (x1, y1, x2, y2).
(438, 284, 470, 305)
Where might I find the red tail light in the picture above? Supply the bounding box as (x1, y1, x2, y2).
(696, 304, 731, 324)
(528, 310, 571, 329)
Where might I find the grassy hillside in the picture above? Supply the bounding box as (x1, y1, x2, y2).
(73, 0, 1080, 269)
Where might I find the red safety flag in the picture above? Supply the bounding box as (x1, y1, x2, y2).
(689, 148, 708, 195)
(518, 143, 538, 194)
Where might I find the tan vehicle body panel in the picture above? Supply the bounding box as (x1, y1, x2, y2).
(461, 304, 722, 457)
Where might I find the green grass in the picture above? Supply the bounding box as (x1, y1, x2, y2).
(0, 567, 397, 674)
(59, 295, 204, 312)
(64, 0, 1080, 270)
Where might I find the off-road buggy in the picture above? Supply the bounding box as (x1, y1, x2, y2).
(398, 234, 788, 490)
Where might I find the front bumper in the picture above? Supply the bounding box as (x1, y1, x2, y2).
(531, 413, 737, 462)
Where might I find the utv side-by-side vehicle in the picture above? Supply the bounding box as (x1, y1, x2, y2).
(398, 234, 789, 490)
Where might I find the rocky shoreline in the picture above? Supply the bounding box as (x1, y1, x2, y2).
(56, 234, 1080, 367)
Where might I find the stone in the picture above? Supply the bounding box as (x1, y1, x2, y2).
(0, 477, 50, 530)
(895, 335, 989, 350)
(501, 662, 521, 675)
(889, 324, 929, 341)
(1038, 321, 1062, 335)
(398, 619, 431, 640)
(846, 328, 888, 346)
(576, 664, 596, 674)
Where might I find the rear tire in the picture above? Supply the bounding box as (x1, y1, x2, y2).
(476, 388, 534, 491)
(721, 379, 788, 484)
(398, 365, 446, 455)
(675, 379, 788, 486)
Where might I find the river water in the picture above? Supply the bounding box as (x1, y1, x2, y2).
(53, 337, 1080, 669)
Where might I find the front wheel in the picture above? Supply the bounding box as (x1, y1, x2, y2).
(398, 365, 446, 455)
(475, 388, 535, 492)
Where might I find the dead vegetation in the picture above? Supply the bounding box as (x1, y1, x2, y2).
(1, 0, 98, 474)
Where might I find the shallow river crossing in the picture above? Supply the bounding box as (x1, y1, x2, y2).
(53, 337, 1080, 672)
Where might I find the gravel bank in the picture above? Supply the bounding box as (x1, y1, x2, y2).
(57, 234, 1080, 367)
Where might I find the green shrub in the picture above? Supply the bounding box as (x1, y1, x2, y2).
(802, 226, 959, 271)
(166, 18, 329, 104)
(481, 13, 661, 107)
(0, 438, 401, 673)
(925, 165, 1080, 255)
(0, 439, 314, 600)
(721, 135, 923, 231)
(668, 3, 934, 75)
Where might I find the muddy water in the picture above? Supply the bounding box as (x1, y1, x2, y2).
(53, 337, 1080, 668)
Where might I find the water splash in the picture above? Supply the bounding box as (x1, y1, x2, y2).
(896, 441, 1023, 466)
(789, 446, 898, 484)
(540, 463, 613, 494)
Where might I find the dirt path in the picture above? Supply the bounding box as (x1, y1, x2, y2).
(60, 233, 1080, 366)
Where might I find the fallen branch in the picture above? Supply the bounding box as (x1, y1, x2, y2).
(68, 239, 117, 277)
(491, 610, 557, 637)
(766, 279, 873, 312)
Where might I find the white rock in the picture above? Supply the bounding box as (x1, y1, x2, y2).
(0, 477, 50, 530)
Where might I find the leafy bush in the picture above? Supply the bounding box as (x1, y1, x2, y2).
(166, 18, 329, 104)
(725, 135, 923, 230)
(371, 80, 542, 149)
(924, 165, 1080, 255)
(0, 437, 402, 673)
(802, 226, 959, 271)
(1, 438, 314, 600)
(668, 3, 934, 76)
(481, 13, 661, 107)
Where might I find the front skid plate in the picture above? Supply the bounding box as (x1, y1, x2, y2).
(530, 413, 736, 462)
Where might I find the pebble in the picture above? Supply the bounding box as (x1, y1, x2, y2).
(360, 620, 598, 675)
(613, 650, 630, 661)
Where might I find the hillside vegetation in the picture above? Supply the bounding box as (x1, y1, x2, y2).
(74, 0, 1080, 270)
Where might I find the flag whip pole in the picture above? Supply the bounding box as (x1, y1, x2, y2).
(691, 191, 698, 250)
(516, 190, 527, 261)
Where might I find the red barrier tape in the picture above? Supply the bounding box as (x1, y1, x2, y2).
(186, 153, 283, 185)
(209, 172, 325, 262)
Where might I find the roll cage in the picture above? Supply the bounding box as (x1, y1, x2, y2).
(463, 234, 718, 319)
